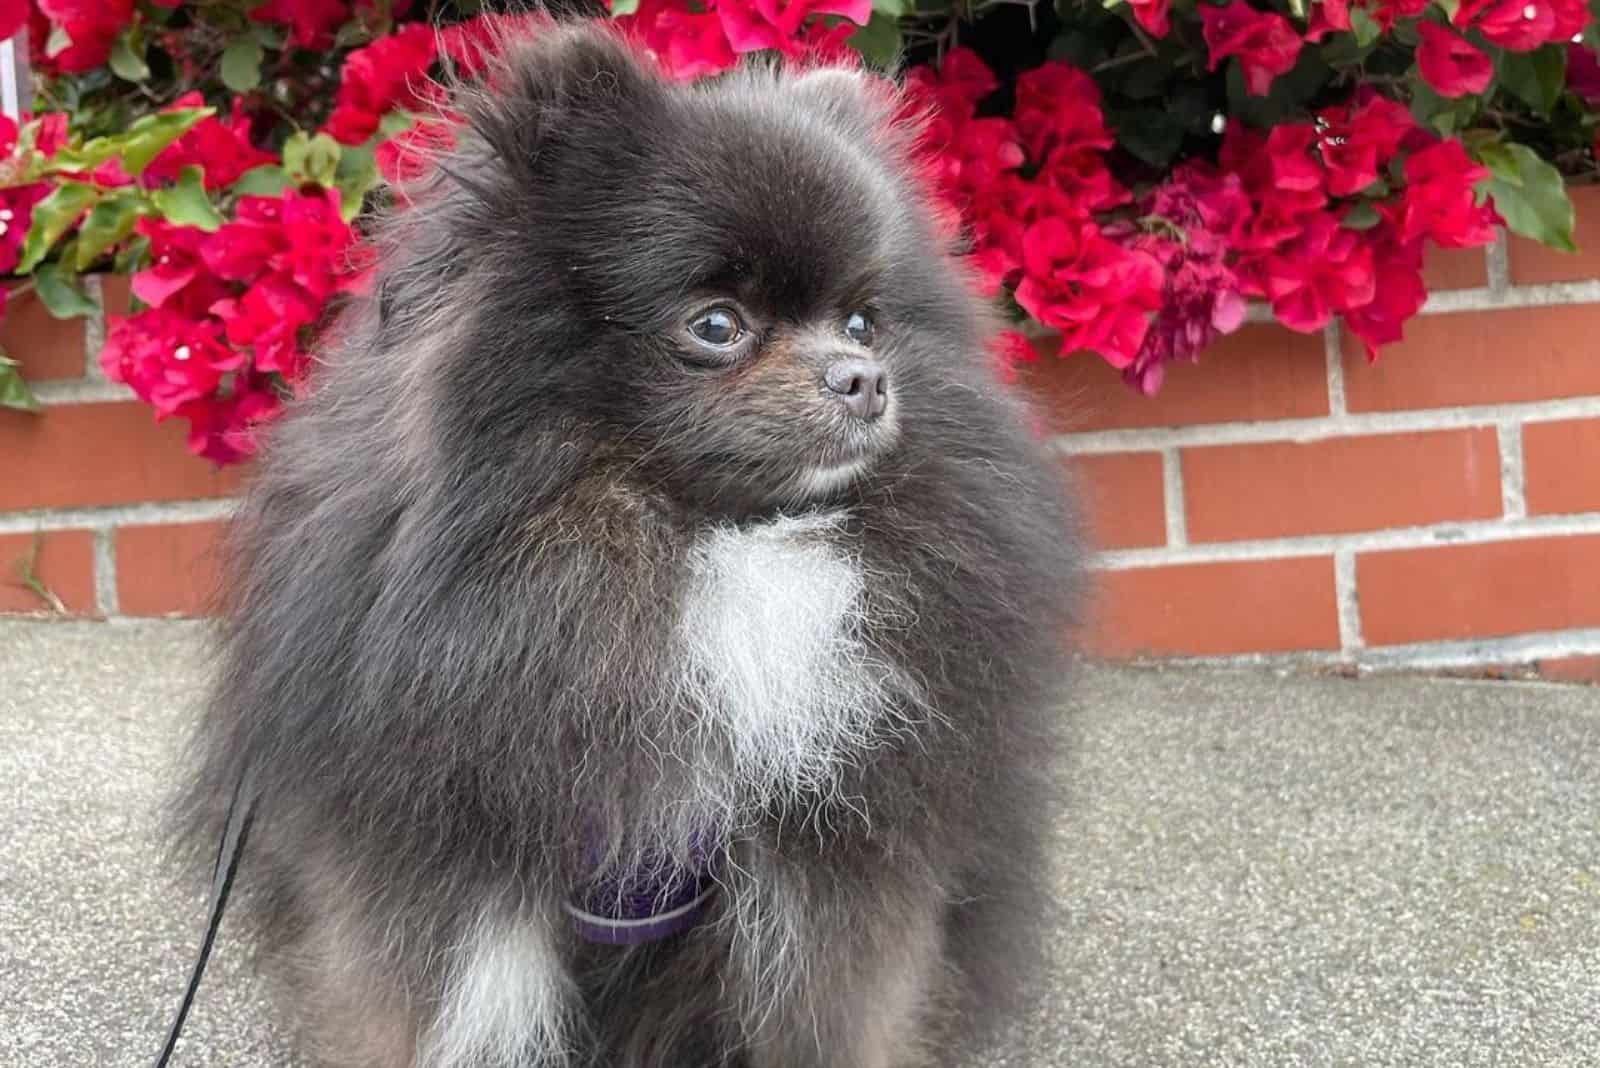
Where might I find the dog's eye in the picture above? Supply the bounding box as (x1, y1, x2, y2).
(845, 310, 874, 346)
(688, 307, 743, 348)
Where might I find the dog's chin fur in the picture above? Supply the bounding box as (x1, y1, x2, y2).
(172, 21, 1084, 1068)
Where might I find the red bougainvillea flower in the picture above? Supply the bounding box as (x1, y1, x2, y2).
(990, 329, 1039, 383)
(1386, 140, 1497, 248)
(623, 0, 738, 81)
(1127, 0, 1173, 37)
(437, 13, 543, 77)
(250, 0, 351, 50)
(1013, 61, 1115, 161)
(1455, 0, 1585, 51)
(376, 116, 461, 185)
(178, 378, 283, 465)
(1014, 217, 1163, 369)
(33, 0, 133, 74)
(1416, 22, 1494, 97)
(926, 116, 1026, 206)
(1200, 1, 1303, 97)
(1316, 93, 1415, 196)
(0, 183, 49, 275)
(100, 307, 242, 419)
(1035, 145, 1130, 214)
(1257, 214, 1377, 332)
(0, 0, 27, 43)
(906, 46, 999, 117)
(276, 187, 362, 300)
(35, 112, 70, 156)
(324, 23, 439, 145)
(716, 0, 870, 55)
(130, 219, 230, 316)
(1341, 223, 1427, 359)
(1304, 0, 1351, 40)
(1220, 122, 1326, 259)
(210, 275, 320, 379)
(1570, 42, 1600, 106)
(1113, 163, 1250, 394)
(200, 210, 287, 284)
(144, 94, 276, 191)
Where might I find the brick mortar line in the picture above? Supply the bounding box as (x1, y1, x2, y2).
(1485, 231, 1510, 294)
(1498, 423, 1526, 520)
(1112, 626, 1600, 674)
(1334, 551, 1362, 652)
(1090, 510, 1600, 570)
(81, 274, 108, 381)
(30, 377, 136, 405)
(1323, 322, 1346, 416)
(92, 526, 117, 616)
(1052, 393, 1600, 454)
(0, 498, 238, 535)
(1160, 448, 1186, 548)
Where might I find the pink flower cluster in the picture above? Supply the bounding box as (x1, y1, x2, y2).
(618, 0, 869, 80)
(1414, 0, 1589, 96)
(903, 49, 1497, 389)
(100, 189, 364, 463)
(903, 51, 1166, 378)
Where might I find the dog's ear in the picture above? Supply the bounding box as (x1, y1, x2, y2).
(462, 22, 661, 182)
(787, 66, 900, 138)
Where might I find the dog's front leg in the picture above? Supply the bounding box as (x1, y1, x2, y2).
(724, 837, 947, 1068)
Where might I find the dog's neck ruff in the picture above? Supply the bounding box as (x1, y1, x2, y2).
(565, 841, 720, 946)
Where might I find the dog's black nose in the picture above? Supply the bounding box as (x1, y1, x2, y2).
(823, 359, 888, 421)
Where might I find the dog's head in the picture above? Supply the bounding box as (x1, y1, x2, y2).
(370, 23, 987, 517)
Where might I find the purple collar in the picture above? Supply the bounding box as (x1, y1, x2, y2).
(564, 840, 720, 946)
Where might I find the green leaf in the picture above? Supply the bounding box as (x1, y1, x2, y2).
(250, 21, 287, 49)
(0, 354, 40, 414)
(1349, 6, 1382, 46)
(848, 12, 901, 70)
(73, 191, 147, 269)
(377, 110, 416, 141)
(1409, 77, 1479, 137)
(15, 181, 100, 275)
(1433, 0, 1461, 18)
(283, 130, 342, 187)
(871, 0, 909, 14)
(1285, 0, 1306, 18)
(33, 262, 100, 318)
(334, 144, 380, 221)
(1474, 140, 1521, 184)
(1341, 203, 1382, 230)
(231, 164, 291, 196)
(608, 0, 641, 14)
(119, 107, 215, 176)
(1049, 31, 1110, 70)
(221, 38, 265, 93)
(109, 28, 150, 82)
(150, 165, 224, 231)
(1111, 108, 1185, 168)
(1480, 142, 1576, 252)
(1498, 45, 1566, 118)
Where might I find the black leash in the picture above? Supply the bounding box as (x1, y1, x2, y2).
(151, 767, 258, 1068)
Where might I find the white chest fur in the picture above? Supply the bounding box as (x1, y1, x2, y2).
(676, 513, 913, 805)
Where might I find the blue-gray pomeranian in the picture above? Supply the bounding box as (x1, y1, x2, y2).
(174, 20, 1083, 1068)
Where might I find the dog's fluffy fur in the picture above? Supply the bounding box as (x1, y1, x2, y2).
(174, 23, 1083, 1068)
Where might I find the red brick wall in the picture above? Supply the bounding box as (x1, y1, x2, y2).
(4, 190, 1600, 682)
(1033, 185, 1600, 675)
(2, 275, 237, 617)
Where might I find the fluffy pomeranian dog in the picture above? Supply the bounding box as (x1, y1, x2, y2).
(175, 21, 1082, 1068)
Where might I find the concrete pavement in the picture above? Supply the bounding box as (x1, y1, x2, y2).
(3, 621, 1598, 1066)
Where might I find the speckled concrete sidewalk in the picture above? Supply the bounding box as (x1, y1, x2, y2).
(4, 621, 1598, 1067)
